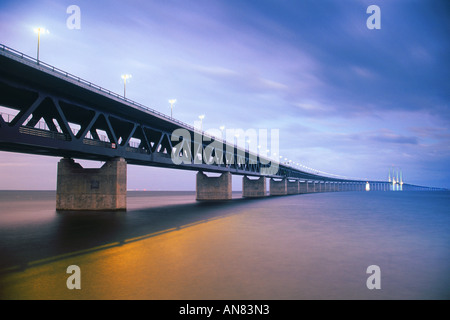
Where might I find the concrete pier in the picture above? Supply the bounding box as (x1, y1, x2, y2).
(287, 179, 299, 195)
(299, 181, 308, 193)
(196, 171, 232, 201)
(269, 178, 287, 196)
(56, 157, 127, 211)
(242, 176, 266, 198)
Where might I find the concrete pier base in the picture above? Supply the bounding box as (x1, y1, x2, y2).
(287, 179, 299, 195)
(299, 181, 308, 193)
(56, 157, 127, 211)
(196, 171, 232, 201)
(242, 176, 266, 198)
(269, 178, 287, 196)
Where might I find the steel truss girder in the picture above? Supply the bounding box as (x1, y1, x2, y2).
(0, 74, 282, 177)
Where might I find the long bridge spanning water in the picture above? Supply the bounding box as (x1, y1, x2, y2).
(0, 44, 439, 210)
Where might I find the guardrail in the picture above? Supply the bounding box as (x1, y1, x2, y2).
(0, 45, 278, 162)
(0, 44, 196, 129)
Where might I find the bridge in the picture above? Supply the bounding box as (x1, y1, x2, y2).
(0, 44, 439, 210)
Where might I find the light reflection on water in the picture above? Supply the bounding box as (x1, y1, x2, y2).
(0, 190, 449, 299)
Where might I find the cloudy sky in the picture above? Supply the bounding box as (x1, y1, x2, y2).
(0, 0, 449, 190)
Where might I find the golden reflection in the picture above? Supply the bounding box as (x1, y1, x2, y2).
(0, 214, 235, 300)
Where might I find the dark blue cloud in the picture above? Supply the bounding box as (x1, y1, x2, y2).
(367, 132, 419, 145)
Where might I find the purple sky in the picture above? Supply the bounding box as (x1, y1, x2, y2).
(0, 0, 449, 190)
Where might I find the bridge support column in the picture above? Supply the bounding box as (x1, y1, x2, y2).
(196, 171, 232, 201)
(242, 176, 266, 198)
(56, 157, 127, 211)
(269, 178, 287, 196)
(299, 181, 308, 193)
(287, 179, 299, 195)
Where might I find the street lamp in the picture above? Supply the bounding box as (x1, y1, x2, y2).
(234, 133, 240, 148)
(121, 74, 132, 98)
(245, 139, 251, 152)
(198, 114, 205, 130)
(34, 27, 49, 63)
(169, 99, 176, 118)
(219, 126, 225, 141)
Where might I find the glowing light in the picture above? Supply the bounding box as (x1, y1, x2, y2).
(33, 27, 49, 62)
(33, 27, 49, 34)
(169, 99, 176, 118)
(198, 115, 205, 131)
(121, 74, 132, 98)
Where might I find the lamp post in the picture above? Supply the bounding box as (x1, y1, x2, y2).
(169, 99, 176, 118)
(121, 74, 132, 98)
(198, 115, 205, 131)
(219, 126, 225, 144)
(246, 139, 251, 152)
(34, 27, 49, 63)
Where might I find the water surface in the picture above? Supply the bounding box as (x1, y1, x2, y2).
(0, 190, 448, 300)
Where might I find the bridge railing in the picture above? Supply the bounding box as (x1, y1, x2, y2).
(1, 44, 281, 166)
(0, 44, 195, 130)
(0, 44, 256, 155)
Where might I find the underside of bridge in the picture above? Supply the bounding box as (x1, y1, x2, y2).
(54, 157, 379, 210)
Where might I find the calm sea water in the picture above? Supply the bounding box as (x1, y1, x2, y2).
(0, 190, 449, 300)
